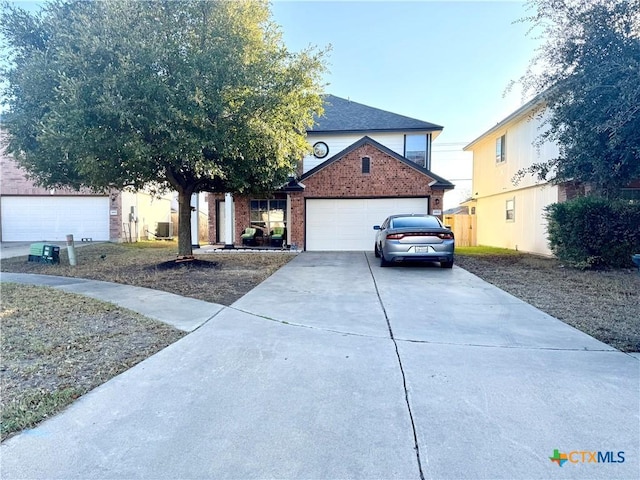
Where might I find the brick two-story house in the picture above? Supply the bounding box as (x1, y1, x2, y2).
(207, 95, 454, 251)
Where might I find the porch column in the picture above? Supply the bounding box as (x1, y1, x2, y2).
(286, 193, 292, 247)
(190, 193, 199, 249)
(224, 192, 234, 249)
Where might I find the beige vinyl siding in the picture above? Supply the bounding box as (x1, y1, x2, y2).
(303, 132, 417, 173)
(468, 102, 561, 256)
(120, 191, 173, 241)
(472, 110, 559, 199)
(475, 184, 558, 255)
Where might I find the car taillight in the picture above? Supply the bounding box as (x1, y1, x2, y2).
(387, 233, 404, 239)
(438, 232, 454, 239)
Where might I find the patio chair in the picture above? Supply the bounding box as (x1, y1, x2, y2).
(270, 227, 286, 247)
(241, 227, 257, 246)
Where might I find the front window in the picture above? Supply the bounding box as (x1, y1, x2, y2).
(404, 134, 430, 169)
(250, 199, 287, 234)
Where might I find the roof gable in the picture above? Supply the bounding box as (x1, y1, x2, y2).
(300, 136, 454, 189)
(464, 94, 545, 151)
(310, 95, 443, 134)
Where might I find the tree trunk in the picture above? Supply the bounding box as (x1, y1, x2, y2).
(177, 189, 194, 257)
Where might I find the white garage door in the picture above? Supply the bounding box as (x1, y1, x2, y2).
(306, 197, 429, 251)
(1, 196, 109, 241)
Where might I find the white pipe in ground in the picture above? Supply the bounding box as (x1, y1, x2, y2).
(66, 234, 77, 266)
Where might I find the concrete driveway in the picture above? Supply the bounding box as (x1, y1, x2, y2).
(1, 241, 96, 260)
(1, 252, 638, 479)
(1, 241, 49, 259)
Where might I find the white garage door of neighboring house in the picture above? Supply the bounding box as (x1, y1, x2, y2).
(1, 196, 110, 242)
(306, 197, 429, 251)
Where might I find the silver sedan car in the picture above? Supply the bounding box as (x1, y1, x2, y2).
(373, 214, 455, 268)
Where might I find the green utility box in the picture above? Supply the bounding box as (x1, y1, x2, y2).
(28, 243, 60, 264)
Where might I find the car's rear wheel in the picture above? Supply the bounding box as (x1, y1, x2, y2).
(440, 260, 454, 269)
(374, 243, 381, 258)
(380, 251, 392, 267)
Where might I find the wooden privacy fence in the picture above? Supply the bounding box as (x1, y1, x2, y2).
(443, 214, 477, 247)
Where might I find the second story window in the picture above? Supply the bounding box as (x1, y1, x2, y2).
(496, 135, 506, 163)
(404, 134, 430, 169)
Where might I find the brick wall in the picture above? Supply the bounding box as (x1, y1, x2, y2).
(208, 143, 447, 249)
(234, 197, 251, 244)
(1, 153, 76, 195)
(208, 192, 288, 245)
(207, 192, 249, 245)
(288, 194, 304, 249)
(557, 181, 585, 203)
(290, 144, 441, 248)
(108, 191, 122, 242)
(301, 144, 438, 197)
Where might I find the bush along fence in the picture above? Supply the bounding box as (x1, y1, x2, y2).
(545, 196, 640, 269)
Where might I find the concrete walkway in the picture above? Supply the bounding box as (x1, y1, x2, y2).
(1, 242, 52, 260)
(0, 241, 97, 260)
(0, 272, 222, 332)
(1, 252, 638, 479)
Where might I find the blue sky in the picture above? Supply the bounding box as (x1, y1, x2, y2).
(272, 0, 539, 144)
(271, 0, 541, 205)
(7, 0, 541, 207)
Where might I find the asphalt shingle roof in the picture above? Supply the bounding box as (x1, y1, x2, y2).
(310, 95, 443, 133)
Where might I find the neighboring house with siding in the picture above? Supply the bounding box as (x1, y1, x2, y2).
(462, 95, 640, 256)
(464, 96, 640, 255)
(463, 97, 561, 255)
(0, 131, 173, 243)
(207, 95, 455, 251)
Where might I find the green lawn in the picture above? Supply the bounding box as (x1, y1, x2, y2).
(455, 246, 525, 256)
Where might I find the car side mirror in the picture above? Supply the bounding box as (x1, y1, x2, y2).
(445, 225, 452, 229)
(373, 225, 381, 230)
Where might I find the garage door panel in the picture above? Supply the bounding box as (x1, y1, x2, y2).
(306, 198, 428, 251)
(1, 196, 109, 241)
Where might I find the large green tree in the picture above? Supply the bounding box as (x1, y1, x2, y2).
(1, 0, 327, 255)
(515, 0, 640, 198)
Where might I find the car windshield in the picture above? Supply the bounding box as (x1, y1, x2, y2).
(391, 216, 441, 228)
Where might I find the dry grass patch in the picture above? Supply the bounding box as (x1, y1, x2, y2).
(0, 241, 295, 440)
(0, 241, 295, 305)
(1, 283, 185, 440)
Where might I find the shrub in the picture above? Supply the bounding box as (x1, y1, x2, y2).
(545, 196, 640, 268)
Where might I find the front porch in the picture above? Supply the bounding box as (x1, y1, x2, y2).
(207, 192, 296, 249)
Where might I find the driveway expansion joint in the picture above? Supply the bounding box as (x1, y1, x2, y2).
(228, 306, 390, 340)
(397, 337, 619, 352)
(365, 252, 426, 480)
(192, 307, 228, 331)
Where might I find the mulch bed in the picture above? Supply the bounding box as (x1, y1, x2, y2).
(153, 259, 220, 271)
